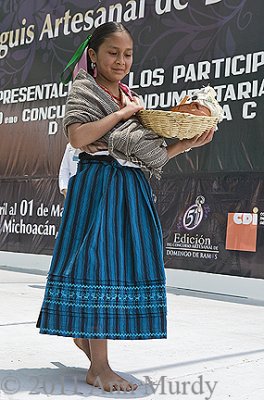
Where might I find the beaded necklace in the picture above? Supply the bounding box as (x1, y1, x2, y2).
(97, 82, 124, 108)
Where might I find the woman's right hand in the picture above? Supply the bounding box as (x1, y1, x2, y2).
(116, 102, 144, 121)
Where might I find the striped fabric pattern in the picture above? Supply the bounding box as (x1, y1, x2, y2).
(36, 157, 167, 340)
(63, 70, 169, 179)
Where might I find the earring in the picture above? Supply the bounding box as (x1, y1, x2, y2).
(91, 62, 97, 78)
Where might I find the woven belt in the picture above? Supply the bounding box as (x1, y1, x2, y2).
(79, 152, 116, 163)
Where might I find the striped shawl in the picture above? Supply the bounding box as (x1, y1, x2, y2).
(63, 69, 169, 179)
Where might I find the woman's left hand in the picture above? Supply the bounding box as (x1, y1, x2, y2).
(182, 127, 216, 151)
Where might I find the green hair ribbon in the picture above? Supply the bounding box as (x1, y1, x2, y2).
(60, 34, 92, 84)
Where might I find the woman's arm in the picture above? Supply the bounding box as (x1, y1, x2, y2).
(68, 113, 121, 148)
(68, 102, 143, 148)
(167, 128, 215, 159)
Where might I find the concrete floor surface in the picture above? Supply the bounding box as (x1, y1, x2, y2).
(0, 269, 264, 400)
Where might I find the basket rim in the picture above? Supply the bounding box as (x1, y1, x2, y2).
(137, 109, 218, 121)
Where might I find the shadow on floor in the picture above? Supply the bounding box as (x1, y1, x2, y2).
(166, 286, 264, 307)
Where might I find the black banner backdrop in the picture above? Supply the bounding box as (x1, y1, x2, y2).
(0, 0, 263, 278)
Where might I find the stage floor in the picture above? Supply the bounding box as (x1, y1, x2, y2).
(0, 268, 263, 399)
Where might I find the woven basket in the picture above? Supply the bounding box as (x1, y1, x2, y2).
(137, 109, 218, 139)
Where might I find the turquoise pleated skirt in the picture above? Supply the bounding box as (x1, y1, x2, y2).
(36, 154, 167, 340)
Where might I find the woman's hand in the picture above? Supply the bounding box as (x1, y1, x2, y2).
(181, 127, 216, 151)
(79, 140, 108, 154)
(116, 102, 144, 121)
(167, 127, 216, 159)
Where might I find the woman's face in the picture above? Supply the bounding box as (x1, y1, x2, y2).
(90, 31, 133, 83)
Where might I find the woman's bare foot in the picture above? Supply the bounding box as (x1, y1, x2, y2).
(73, 338, 91, 361)
(86, 364, 138, 392)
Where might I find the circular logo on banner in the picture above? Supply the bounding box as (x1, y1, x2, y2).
(183, 196, 205, 230)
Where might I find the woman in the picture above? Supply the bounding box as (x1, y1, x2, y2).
(36, 22, 215, 393)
